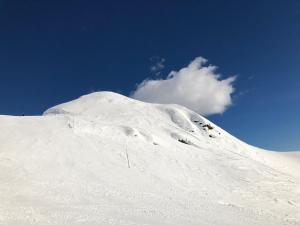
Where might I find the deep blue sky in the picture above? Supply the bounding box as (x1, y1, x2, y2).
(1, 0, 300, 151)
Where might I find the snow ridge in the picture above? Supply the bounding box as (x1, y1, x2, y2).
(0, 92, 299, 225)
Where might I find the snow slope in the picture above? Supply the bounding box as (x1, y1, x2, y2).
(0, 91, 299, 225)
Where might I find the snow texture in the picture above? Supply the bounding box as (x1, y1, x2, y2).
(0, 91, 299, 225)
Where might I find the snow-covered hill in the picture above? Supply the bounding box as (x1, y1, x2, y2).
(0, 92, 299, 225)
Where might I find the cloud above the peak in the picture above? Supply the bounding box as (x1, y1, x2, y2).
(131, 57, 236, 116)
(149, 56, 165, 75)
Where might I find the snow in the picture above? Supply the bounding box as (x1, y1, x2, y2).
(0, 91, 299, 225)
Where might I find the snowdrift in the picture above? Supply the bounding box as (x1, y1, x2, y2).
(0, 92, 299, 225)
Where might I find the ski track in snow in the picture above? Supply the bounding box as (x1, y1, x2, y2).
(0, 92, 299, 225)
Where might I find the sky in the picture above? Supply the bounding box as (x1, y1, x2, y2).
(0, 0, 300, 151)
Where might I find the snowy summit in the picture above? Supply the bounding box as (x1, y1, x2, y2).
(0, 92, 299, 225)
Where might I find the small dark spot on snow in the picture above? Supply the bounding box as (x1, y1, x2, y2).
(178, 139, 190, 145)
(203, 124, 214, 130)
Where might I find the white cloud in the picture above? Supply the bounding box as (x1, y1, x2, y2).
(150, 56, 165, 75)
(131, 57, 236, 116)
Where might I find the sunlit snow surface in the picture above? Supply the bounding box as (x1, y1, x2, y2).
(0, 92, 299, 225)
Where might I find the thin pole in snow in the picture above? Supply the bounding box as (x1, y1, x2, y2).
(125, 140, 131, 168)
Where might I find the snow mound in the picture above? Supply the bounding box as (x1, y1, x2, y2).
(44, 92, 135, 116)
(0, 92, 299, 225)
